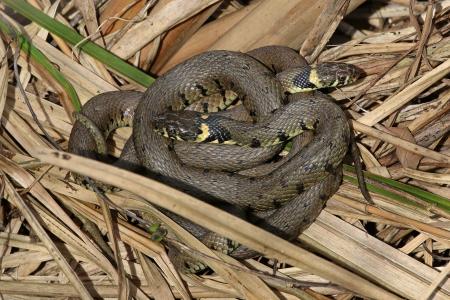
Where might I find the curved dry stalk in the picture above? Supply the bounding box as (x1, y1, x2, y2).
(35, 148, 401, 299)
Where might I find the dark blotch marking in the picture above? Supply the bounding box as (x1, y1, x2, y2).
(166, 105, 173, 111)
(195, 84, 208, 96)
(52, 152, 60, 158)
(203, 169, 210, 175)
(242, 63, 250, 70)
(202, 102, 209, 113)
(178, 92, 190, 106)
(227, 171, 236, 177)
(272, 199, 282, 209)
(250, 138, 261, 148)
(62, 153, 71, 160)
(167, 143, 175, 152)
(213, 79, 226, 96)
(319, 193, 328, 201)
(270, 108, 278, 114)
(249, 110, 256, 117)
(324, 163, 336, 175)
(248, 177, 256, 182)
(299, 121, 308, 130)
(277, 131, 288, 142)
(313, 119, 320, 130)
(296, 182, 305, 194)
(213, 78, 223, 89)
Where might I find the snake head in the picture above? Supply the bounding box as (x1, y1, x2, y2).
(314, 63, 363, 88)
(153, 111, 202, 141)
(277, 63, 364, 93)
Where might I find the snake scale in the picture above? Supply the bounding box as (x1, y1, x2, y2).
(68, 46, 361, 271)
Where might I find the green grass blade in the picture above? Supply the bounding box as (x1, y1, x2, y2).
(343, 174, 423, 208)
(1, 0, 154, 87)
(344, 165, 450, 212)
(0, 15, 81, 111)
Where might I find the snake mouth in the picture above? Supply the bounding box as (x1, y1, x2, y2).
(314, 63, 364, 87)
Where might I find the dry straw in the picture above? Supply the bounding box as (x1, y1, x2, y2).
(0, 0, 450, 299)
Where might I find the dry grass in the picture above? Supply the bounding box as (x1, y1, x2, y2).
(0, 0, 450, 299)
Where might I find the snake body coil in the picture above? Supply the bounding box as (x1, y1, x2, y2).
(68, 46, 359, 270)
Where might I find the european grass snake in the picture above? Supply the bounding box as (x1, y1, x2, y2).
(68, 46, 362, 271)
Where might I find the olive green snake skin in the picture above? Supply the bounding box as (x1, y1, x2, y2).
(68, 46, 361, 271)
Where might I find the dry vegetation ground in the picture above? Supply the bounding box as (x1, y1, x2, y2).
(0, 0, 449, 299)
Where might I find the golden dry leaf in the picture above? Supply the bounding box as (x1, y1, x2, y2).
(388, 126, 422, 169)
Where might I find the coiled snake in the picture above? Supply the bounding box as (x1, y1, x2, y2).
(68, 46, 361, 271)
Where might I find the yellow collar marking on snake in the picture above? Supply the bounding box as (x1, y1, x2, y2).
(195, 123, 211, 142)
(308, 69, 323, 89)
(160, 128, 170, 138)
(194, 122, 237, 144)
(206, 138, 236, 145)
(223, 140, 237, 145)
